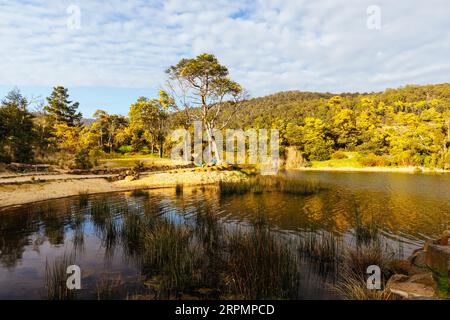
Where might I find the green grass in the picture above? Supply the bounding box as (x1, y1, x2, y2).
(311, 152, 363, 168)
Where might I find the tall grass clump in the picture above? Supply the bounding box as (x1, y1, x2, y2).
(335, 242, 397, 300)
(175, 183, 183, 196)
(45, 253, 76, 300)
(219, 175, 322, 196)
(91, 197, 112, 227)
(78, 190, 90, 207)
(131, 189, 148, 198)
(96, 275, 123, 300)
(224, 215, 301, 299)
(298, 231, 343, 278)
(351, 204, 381, 245)
(141, 219, 201, 299)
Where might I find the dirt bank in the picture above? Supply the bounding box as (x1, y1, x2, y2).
(0, 170, 247, 209)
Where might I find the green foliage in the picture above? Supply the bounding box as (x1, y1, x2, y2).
(128, 94, 170, 157)
(0, 89, 35, 163)
(1, 64, 450, 171)
(167, 53, 245, 162)
(74, 148, 93, 170)
(300, 117, 334, 161)
(118, 145, 133, 154)
(44, 86, 82, 127)
(331, 150, 347, 159)
(358, 153, 391, 167)
(225, 84, 450, 169)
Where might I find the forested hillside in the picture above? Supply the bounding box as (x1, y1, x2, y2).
(224, 84, 450, 168)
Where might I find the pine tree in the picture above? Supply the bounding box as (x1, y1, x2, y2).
(0, 89, 35, 163)
(44, 86, 82, 127)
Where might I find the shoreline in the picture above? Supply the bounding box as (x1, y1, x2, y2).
(294, 166, 449, 174)
(0, 170, 246, 210)
(1, 166, 448, 210)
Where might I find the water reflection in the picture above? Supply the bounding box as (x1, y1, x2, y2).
(0, 172, 448, 299)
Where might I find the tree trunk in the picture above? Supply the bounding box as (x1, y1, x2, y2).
(205, 124, 221, 164)
(159, 143, 163, 158)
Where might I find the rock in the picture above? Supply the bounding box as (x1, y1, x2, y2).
(408, 249, 427, 268)
(124, 175, 138, 182)
(389, 259, 423, 276)
(439, 230, 450, 246)
(425, 244, 450, 276)
(386, 273, 438, 300)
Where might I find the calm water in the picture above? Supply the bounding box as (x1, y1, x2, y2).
(0, 171, 449, 300)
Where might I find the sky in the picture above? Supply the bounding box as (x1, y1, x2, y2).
(1, 0, 450, 117)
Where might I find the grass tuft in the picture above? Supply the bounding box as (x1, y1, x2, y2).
(45, 253, 76, 300)
(219, 175, 322, 196)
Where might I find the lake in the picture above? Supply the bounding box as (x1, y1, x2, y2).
(0, 171, 449, 299)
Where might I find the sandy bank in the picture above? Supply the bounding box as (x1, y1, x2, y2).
(0, 170, 246, 209)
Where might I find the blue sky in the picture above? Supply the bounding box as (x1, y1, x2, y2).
(1, 0, 450, 116)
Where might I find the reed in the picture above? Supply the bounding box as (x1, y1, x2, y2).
(219, 175, 322, 196)
(141, 219, 201, 299)
(78, 190, 89, 207)
(351, 204, 381, 245)
(44, 253, 76, 300)
(96, 275, 123, 300)
(224, 218, 301, 299)
(130, 189, 149, 197)
(175, 183, 183, 196)
(334, 270, 394, 300)
(335, 242, 397, 300)
(298, 231, 343, 278)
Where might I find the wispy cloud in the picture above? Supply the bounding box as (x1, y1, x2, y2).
(1, 0, 449, 97)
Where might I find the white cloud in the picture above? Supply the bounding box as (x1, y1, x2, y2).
(0, 0, 449, 97)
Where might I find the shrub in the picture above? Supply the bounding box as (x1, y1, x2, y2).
(133, 160, 145, 174)
(118, 145, 133, 154)
(358, 153, 390, 167)
(74, 149, 93, 170)
(331, 150, 347, 160)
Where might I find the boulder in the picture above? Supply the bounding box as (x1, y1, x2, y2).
(425, 244, 450, 278)
(408, 249, 427, 269)
(389, 259, 423, 276)
(386, 273, 438, 300)
(439, 230, 450, 246)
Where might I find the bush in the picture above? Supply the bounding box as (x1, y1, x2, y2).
(392, 151, 412, 166)
(331, 150, 347, 160)
(358, 153, 390, 167)
(118, 145, 133, 154)
(74, 149, 93, 170)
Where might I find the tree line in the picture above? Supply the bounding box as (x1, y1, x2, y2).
(1, 53, 449, 169)
(227, 85, 450, 168)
